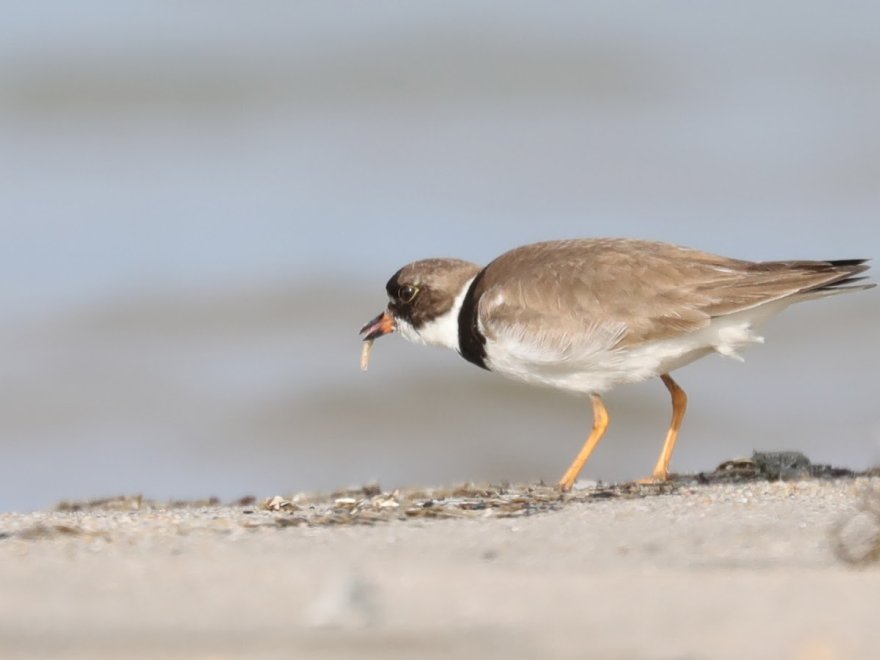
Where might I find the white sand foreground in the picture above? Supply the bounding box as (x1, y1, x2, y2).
(1, 477, 879, 659)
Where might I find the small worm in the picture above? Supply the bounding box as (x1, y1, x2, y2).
(360, 339, 375, 371)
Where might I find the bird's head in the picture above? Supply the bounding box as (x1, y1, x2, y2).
(359, 258, 481, 363)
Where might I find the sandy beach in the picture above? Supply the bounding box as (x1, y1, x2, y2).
(2, 458, 880, 660)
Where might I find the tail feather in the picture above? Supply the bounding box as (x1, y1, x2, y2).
(826, 258, 870, 268)
(787, 258, 875, 299)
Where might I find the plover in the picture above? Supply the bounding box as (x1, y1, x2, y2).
(360, 238, 874, 490)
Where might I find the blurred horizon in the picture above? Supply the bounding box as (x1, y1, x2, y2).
(1, 2, 878, 511)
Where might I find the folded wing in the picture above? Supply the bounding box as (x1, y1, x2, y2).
(474, 239, 872, 364)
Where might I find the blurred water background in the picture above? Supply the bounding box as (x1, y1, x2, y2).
(1, 2, 878, 511)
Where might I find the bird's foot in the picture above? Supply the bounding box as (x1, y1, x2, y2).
(636, 472, 670, 485)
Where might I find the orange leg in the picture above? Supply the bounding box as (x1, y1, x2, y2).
(558, 393, 609, 492)
(649, 373, 688, 480)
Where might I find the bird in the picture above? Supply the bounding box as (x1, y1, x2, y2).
(359, 238, 874, 491)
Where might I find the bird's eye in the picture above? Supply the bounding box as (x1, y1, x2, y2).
(398, 285, 419, 303)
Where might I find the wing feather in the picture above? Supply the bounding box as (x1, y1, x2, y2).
(473, 239, 869, 361)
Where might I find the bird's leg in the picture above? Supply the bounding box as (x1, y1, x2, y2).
(557, 393, 609, 492)
(647, 373, 688, 481)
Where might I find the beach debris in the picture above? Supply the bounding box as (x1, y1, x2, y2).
(53, 494, 230, 512)
(10, 523, 111, 542)
(16, 524, 83, 540)
(27, 457, 876, 538)
(704, 452, 857, 484)
(56, 495, 145, 512)
(253, 457, 879, 528)
(262, 483, 569, 527)
(752, 451, 813, 479)
(264, 495, 298, 512)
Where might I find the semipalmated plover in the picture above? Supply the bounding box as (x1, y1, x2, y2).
(360, 238, 874, 490)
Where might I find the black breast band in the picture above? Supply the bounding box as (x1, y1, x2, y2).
(457, 272, 489, 370)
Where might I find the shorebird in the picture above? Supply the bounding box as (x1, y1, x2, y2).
(359, 239, 874, 490)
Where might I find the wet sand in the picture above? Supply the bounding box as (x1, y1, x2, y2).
(2, 463, 879, 659)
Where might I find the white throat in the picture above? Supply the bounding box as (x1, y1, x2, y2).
(395, 276, 475, 351)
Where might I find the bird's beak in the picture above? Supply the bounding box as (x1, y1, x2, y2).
(359, 310, 396, 341)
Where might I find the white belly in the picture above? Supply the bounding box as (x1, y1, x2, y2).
(483, 302, 787, 394)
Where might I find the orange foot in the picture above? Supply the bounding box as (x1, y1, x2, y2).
(636, 471, 671, 485)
